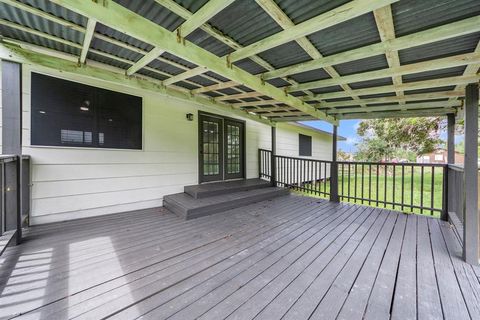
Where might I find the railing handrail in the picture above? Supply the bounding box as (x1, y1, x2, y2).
(0, 155, 18, 162)
(448, 164, 465, 171)
(338, 160, 447, 167)
(258, 149, 333, 163)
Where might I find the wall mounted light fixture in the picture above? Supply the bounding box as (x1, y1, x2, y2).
(186, 113, 194, 121)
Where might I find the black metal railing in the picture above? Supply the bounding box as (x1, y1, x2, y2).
(0, 155, 30, 245)
(259, 149, 447, 217)
(337, 161, 447, 217)
(259, 149, 332, 197)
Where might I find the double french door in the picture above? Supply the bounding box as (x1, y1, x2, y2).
(199, 112, 245, 182)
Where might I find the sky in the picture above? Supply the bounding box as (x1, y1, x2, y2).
(300, 119, 464, 154)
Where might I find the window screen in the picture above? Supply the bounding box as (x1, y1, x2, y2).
(31, 73, 142, 150)
(299, 134, 312, 156)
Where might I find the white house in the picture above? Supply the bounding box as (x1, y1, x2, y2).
(1, 65, 343, 224)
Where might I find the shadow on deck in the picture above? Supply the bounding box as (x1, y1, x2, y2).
(0, 194, 479, 319)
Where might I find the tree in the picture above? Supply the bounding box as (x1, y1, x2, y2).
(337, 149, 352, 161)
(354, 117, 444, 161)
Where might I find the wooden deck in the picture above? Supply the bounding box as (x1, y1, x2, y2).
(1, 194, 480, 320)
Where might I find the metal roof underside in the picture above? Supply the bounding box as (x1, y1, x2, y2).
(0, 0, 478, 123)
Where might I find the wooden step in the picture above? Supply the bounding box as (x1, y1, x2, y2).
(0, 230, 16, 256)
(164, 187, 289, 220)
(184, 178, 271, 199)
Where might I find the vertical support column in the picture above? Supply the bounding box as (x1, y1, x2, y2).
(1, 60, 23, 244)
(442, 113, 456, 221)
(271, 125, 276, 187)
(447, 113, 455, 164)
(330, 125, 339, 202)
(464, 83, 479, 265)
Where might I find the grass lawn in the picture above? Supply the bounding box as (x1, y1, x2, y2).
(296, 166, 444, 218)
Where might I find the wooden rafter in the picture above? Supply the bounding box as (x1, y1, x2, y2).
(232, 100, 280, 107)
(126, 47, 165, 76)
(373, 5, 404, 102)
(229, 0, 399, 62)
(263, 16, 480, 80)
(216, 92, 263, 101)
(191, 80, 238, 94)
(177, 0, 236, 37)
(163, 66, 208, 86)
(78, 18, 96, 64)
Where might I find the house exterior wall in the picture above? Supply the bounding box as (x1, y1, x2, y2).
(416, 149, 465, 164)
(0, 64, 333, 225)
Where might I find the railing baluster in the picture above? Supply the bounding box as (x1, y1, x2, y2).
(354, 163, 357, 203)
(376, 164, 380, 206)
(324, 162, 327, 196)
(431, 166, 435, 216)
(401, 165, 405, 211)
(347, 164, 351, 202)
(420, 166, 424, 214)
(368, 164, 372, 206)
(384, 164, 387, 208)
(361, 164, 364, 204)
(411, 165, 414, 213)
(392, 165, 396, 210)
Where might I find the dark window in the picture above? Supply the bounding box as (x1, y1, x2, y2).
(31, 73, 142, 149)
(299, 134, 312, 156)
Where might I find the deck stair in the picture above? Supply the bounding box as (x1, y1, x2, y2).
(164, 178, 288, 219)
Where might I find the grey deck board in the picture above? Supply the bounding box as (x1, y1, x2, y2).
(391, 214, 418, 320)
(428, 218, 470, 320)
(116, 202, 355, 319)
(362, 213, 407, 319)
(336, 213, 398, 320)
(1, 196, 479, 320)
(197, 205, 373, 320)
(416, 216, 444, 320)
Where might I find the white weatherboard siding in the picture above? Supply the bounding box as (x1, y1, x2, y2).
(276, 123, 333, 160)
(1, 64, 333, 224)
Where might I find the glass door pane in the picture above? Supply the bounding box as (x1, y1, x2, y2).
(199, 115, 223, 182)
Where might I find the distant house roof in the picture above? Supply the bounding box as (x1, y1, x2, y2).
(289, 122, 347, 141)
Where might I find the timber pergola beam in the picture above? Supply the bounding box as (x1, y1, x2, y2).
(301, 75, 480, 101)
(263, 16, 480, 80)
(126, 0, 235, 77)
(337, 108, 457, 120)
(319, 91, 465, 109)
(228, 0, 399, 62)
(326, 100, 462, 114)
(289, 52, 480, 92)
(50, 0, 336, 124)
